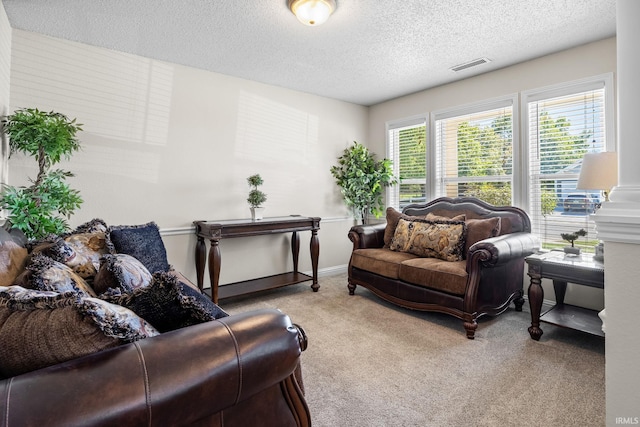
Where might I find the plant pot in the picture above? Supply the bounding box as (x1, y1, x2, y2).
(250, 207, 264, 221)
(563, 246, 581, 255)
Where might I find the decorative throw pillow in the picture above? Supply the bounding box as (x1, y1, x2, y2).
(383, 208, 425, 248)
(67, 218, 108, 235)
(37, 236, 104, 281)
(101, 271, 228, 333)
(0, 286, 158, 377)
(106, 222, 170, 274)
(464, 217, 501, 254)
(405, 219, 467, 261)
(93, 253, 153, 295)
(23, 253, 97, 297)
(0, 239, 28, 287)
(425, 212, 467, 223)
(389, 218, 415, 252)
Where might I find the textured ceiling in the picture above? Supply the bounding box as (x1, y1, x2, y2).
(3, 0, 617, 106)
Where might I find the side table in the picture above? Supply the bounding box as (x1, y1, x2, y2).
(526, 251, 604, 340)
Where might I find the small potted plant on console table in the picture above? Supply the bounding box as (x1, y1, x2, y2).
(247, 174, 267, 221)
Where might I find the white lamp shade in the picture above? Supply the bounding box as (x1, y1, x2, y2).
(288, 0, 336, 26)
(576, 152, 618, 192)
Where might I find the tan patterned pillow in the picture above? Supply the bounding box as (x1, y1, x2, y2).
(425, 212, 466, 222)
(22, 253, 97, 297)
(389, 218, 414, 252)
(383, 208, 426, 248)
(0, 240, 28, 286)
(406, 220, 467, 261)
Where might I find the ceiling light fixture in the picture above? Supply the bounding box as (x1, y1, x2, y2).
(288, 0, 336, 26)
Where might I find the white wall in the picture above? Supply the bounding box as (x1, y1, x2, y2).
(0, 2, 10, 187)
(8, 30, 363, 286)
(368, 37, 617, 310)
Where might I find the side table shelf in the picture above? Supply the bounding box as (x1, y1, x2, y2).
(540, 304, 604, 337)
(526, 251, 604, 340)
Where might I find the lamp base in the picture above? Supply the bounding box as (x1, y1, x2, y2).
(594, 241, 604, 262)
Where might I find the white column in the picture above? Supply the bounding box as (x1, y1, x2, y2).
(599, 1, 640, 425)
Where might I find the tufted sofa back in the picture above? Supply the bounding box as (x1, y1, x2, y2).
(402, 197, 531, 235)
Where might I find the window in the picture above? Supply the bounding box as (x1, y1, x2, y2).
(524, 74, 614, 252)
(387, 117, 427, 209)
(385, 74, 614, 254)
(432, 96, 517, 205)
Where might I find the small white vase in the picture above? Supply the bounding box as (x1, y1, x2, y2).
(250, 207, 264, 221)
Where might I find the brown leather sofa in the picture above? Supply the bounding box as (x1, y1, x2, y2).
(347, 197, 539, 339)
(0, 308, 310, 427)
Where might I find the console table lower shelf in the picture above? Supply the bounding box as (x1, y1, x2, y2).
(204, 272, 314, 300)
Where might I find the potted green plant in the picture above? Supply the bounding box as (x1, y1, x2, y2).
(561, 228, 587, 255)
(330, 141, 397, 224)
(247, 174, 267, 220)
(1, 108, 83, 239)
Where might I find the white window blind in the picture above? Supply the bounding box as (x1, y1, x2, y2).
(387, 118, 427, 209)
(527, 82, 609, 253)
(434, 102, 514, 206)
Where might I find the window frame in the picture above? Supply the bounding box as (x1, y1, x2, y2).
(386, 114, 428, 209)
(429, 94, 520, 205)
(384, 74, 614, 252)
(520, 73, 616, 209)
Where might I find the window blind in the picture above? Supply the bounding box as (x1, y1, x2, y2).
(527, 87, 607, 252)
(434, 104, 513, 206)
(387, 118, 427, 209)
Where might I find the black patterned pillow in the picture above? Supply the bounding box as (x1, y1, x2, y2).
(23, 253, 97, 297)
(101, 271, 228, 332)
(106, 222, 170, 273)
(0, 285, 158, 377)
(93, 253, 153, 295)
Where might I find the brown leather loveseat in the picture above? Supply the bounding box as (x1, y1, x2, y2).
(0, 220, 311, 426)
(347, 197, 539, 339)
(0, 308, 310, 427)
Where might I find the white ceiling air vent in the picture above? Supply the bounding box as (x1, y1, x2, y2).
(450, 57, 491, 72)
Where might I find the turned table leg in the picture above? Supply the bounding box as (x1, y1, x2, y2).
(195, 236, 206, 293)
(528, 274, 544, 340)
(310, 229, 320, 292)
(209, 239, 221, 304)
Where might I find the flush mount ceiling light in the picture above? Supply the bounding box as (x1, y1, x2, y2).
(288, 0, 336, 26)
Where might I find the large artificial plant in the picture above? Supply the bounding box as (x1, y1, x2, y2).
(330, 141, 397, 224)
(1, 108, 83, 239)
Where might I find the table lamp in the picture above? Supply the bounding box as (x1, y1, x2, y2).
(576, 152, 618, 202)
(576, 151, 618, 261)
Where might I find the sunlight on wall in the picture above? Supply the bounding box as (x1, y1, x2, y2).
(236, 90, 318, 162)
(9, 30, 173, 183)
(234, 90, 320, 212)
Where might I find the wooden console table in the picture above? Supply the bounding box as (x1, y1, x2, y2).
(194, 216, 320, 303)
(526, 251, 604, 340)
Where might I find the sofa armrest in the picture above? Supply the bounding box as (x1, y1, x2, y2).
(468, 232, 540, 267)
(0, 309, 306, 427)
(348, 223, 387, 250)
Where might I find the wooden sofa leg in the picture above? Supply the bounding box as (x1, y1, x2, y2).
(514, 294, 525, 312)
(347, 281, 357, 295)
(463, 321, 477, 339)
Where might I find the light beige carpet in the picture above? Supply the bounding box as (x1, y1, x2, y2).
(221, 274, 605, 427)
